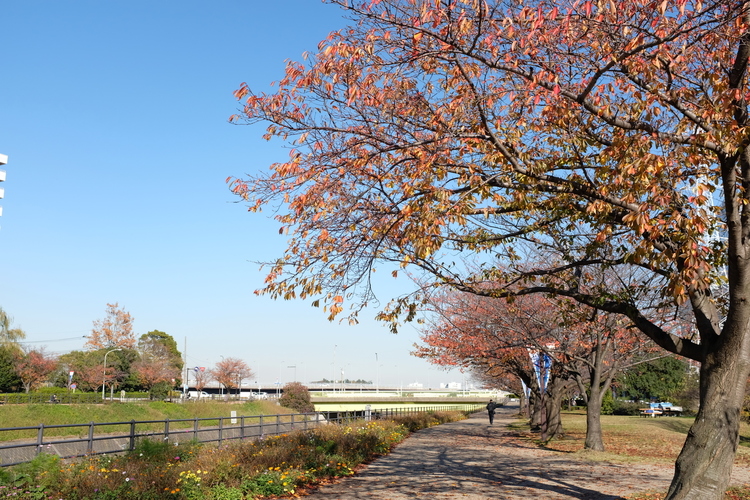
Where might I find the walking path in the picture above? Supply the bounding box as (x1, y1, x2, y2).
(301, 404, 750, 500)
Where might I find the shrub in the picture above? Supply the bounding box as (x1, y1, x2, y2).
(601, 391, 615, 415)
(612, 401, 642, 416)
(278, 382, 314, 413)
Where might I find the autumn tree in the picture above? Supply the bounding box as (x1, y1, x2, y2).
(416, 289, 653, 446)
(136, 331, 183, 386)
(85, 303, 135, 350)
(415, 290, 570, 438)
(59, 349, 136, 393)
(132, 337, 181, 399)
(210, 357, 253, 397)
(14, 348, 58, 393)
(229, 1, 750, 497)
(59, 350, 103, 392)
(192, 366, 211, 397)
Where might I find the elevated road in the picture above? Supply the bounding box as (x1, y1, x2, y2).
(311, 396, 494, 404)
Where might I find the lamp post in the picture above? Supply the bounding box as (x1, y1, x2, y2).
(102, 348, 122, 401)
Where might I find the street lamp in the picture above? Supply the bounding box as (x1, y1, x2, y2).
(102, 348, 122, 401)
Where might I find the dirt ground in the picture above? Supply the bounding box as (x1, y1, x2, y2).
(300, 404, 750, 500)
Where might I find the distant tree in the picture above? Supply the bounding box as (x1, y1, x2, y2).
(138, 331, 183, 385)
(59, 348, 135, 393)
(620, 356, 689, 402)
(85, 303, 135, 350)
(132, 340, 181, 399)
(0, 307, 25, 348)
(279, 382, 314, 413)
(210, 357, 253, 396)
(193, 367, 211, 397)
(59, 350, 102, 392)
(0, 345, 22, 392)
(15, 348, 58, 393)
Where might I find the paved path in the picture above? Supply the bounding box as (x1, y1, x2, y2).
(301, 404, 750, 500)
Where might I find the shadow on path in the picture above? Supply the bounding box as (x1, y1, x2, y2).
(301, 404, 682, 500)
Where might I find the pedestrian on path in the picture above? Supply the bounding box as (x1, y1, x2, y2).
(486, 399, 499, 424)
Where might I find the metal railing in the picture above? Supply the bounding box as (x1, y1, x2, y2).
(0, 404, 484, 467)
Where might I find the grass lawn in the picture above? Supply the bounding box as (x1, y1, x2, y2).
(0, 400, 288, 440)
(513, 411, 750, 500)
(526, 410, 750, 468)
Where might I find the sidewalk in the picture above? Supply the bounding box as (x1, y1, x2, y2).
(300, 404, 750, 500)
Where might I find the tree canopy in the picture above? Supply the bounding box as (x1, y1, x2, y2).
(229, 1, 750, 498)
(85, 303, 136, 350)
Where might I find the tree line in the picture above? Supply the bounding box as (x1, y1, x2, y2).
(0, 303, 254, 400)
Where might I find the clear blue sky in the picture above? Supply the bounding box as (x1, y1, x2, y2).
(0, 1, 461, 389)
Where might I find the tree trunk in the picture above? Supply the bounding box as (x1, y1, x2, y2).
(545, 378, 565, 440)
(665, 345, 750, 499)
(529, 391, 543, 431)
(584, 385, 605, 451)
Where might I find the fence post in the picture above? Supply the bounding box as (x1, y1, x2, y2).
(36, 424, 44, 456)
(87, 422, 95, 454)
(129, 420, 137, 451)
(276, 414, 281, 435)
(218, 417, 224, 445)
(193, 418, 199, 442)
(291, 413, 295, 430)
(164, 418, 170, 443)
(259, 415, 264, 440)
(241, 416, 245, 440)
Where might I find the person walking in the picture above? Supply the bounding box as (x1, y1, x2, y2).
(486, 399, 499, 424)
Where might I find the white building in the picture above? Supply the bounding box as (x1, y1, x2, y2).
(440, 382, 463, 390)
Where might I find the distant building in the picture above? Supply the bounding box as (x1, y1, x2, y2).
(407, 381, 424, 389)
(440, 382, 462, 390)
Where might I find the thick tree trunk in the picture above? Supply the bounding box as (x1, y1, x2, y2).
(585, 386, 605, 451)
(544, 378, 566, 440)
(529, 391, 543, 431)
(665, 347, 750, 500)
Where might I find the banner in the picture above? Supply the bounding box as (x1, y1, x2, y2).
(528, 350, 552, 393)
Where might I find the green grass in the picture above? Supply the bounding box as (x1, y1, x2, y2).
(0, 400, 284, 440)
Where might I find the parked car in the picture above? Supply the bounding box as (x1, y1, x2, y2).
(187, 391, 211, 399)
(241, 391, 268, 400)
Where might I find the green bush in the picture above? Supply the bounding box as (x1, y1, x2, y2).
(601, 391, 615, 415)
(278, 382, 315, 413)
(612, 401, 642, 416)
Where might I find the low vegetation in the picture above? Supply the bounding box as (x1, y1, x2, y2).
(0, 410, 467, 499)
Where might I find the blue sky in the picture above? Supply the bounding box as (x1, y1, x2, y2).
(0, 1, 461, 390)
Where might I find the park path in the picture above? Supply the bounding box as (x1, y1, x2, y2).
(300, 404, 750, 500)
